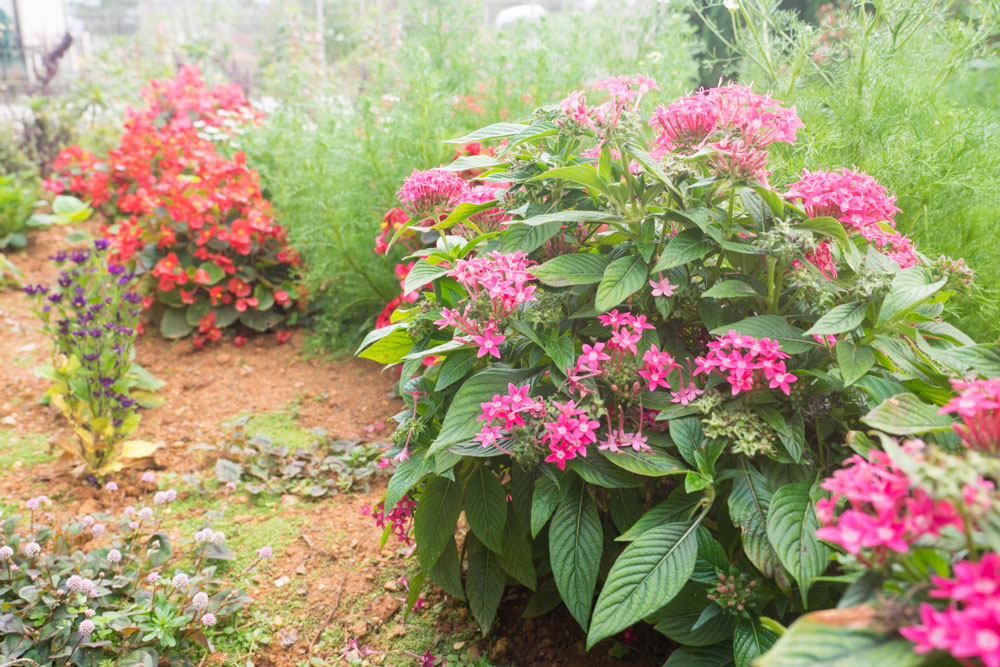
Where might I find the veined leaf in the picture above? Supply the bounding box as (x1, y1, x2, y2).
(702, 280, 761, 299)
(430, 368, 533, 453)
(549, 483, 602, 630)
(595, 255, 648, 313)
(531, 475, 565, 538)
(587, 521, 700, 648)
(835, 340, 876, 387)
(413, 476, 463, 572)
(805, 303, 867, 336)
(877, 268, 947, 325)
(532, 253, 609, 287)
(662, 644, 735, 666)
(735, 616, 779, 667)
(711, 315, 814, 355)
(440, 154, 505, 172)
(509, 210, 618, 227)
(861, 393, 954, 435)
(433, 200, 500, 230)
(652, 228, 715, 273)
(765, 482, 832, 604)
(729, 461, 781, 580)
(428, 535, 464, 600)
(528, 164, 611, 198)
(465, 534, 506, 635)
(463, 463, 507, 553)
(445, 122, 529, 144)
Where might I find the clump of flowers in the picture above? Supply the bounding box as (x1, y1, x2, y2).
(648, 84, 804, 182)
(26, 240, 160, 474)
(694, 331, 797, 396)
(0, 493, 262, 664)
(814, 449, 961, 564)
(559, 74, 661, 137)
(940, 378, 1000, 454)
(363, 495, 417, 546)
(46, 66, 303, 342)
(901, 552, 1000, 667)
(396, 168, 469, 222)
(434, 251, 537, 358)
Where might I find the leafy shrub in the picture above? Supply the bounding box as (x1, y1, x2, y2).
(708, 0, 1000, 339)
(0, 488, 267, 665)
(211, 417, 386, 497)
(0, 178, 90, 251)
(47, 66, 304, 345)
(357, 73, 996, 663)
(26, 239, 162, 475)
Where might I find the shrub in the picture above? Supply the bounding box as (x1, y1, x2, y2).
(26, 239, 162, 475)
(357, 73, 996, 662)
(0, 489, 267, 665)
(47, 66, 304, 345)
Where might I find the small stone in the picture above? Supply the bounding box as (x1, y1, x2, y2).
(387, 624, 406, 639)
(383, 580, 400, 592)
(348, 620, 367, 637)
(273, 576, 291, 588)
(369, 594, 400, 624)
(281, 494, 299, 507)
(277, 626, 298, 648)
(490, 637, 511, 662)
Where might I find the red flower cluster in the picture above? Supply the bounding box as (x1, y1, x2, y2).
(47, 66, 302, 343)
(940, 377, 1000, 454)
(694, 331, 798, 396)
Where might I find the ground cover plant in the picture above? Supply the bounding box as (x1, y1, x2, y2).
(357, 72, 1000, 665)
(45, 66, 304, 345)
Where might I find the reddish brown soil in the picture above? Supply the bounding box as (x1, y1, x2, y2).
(0, 226, 659, 666)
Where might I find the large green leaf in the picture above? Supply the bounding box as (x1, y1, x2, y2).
(501, 220, 562, 253)
(463, 463, 507, 553)
(384, 450, 428, 510)
(549, 483, 603, 630)
(430, 368, 533, 452)
(510, 210, 618, 227)
(711, 315, 815, 355)
(702, 280, 761, 299)
(465, 534, 507, 635)
(652, 228, 715, 273)
(413, 476, 463, 572)
(528, 164, 611, 198)
(650, 584, 735, 646)
(433, 201, 500, 231)
(765, 482, 831, 605)
(441, 154, 505, 172)
(728, 461, 781, 580)
(595, 255, 648, 313)
(601, 447, 687, 477)
(445, 122, 529, 143)
(531, 253, 609, 287)
(587, 521, 699, 648)
(497, 510, 536, 590)
(403, 259, 450, 293)
(734, 616, 779, 667)
(531, 475, 564, 538)
(428, 535, 465, 600)
(877, 268, 947, 325)
(160, 307, 194, 339)
(757, 612, 926, 666)
(861, 393, 954, 435)
(662, 644, 735, 667)
(805, 303, 867, 336)
(356, 324, 413, 363)
(616, 491, 703, 542)
(835, 340, 876, 387)
(568, 454, 642, 488)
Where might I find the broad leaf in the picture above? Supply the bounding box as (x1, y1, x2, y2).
(445, 122, 528, 143)
(587, 521, 699, 648)
(711, 315, 814, 355)
(413, 475, 463, 571)
(652, 228, 715, 273)
(702, 280, 761, 299)
(861, 393, 954, 435)
(805, 303, 867, 336)
(728, 461, 781, 580)
(403, 259, 450, 293)
(549, 483, 603, 630)
(650, 584, 735, 646)
(662, 644, 735, 667)
(532, 253, 609, 287)
(595, 255, 647, 313)
(463, 463, 507, 553)
(428, 535, 465, 600)
(528, 164, 611, 198)
(735, 616, 779, 667)
(430, 368, 533, 452)
(765, 482, 831, 604)
(835, 340, 876, 387)
(601, 447, 686, 477)
(465, 534, 506, 635)
(384, 450, 428, 510)
(531, 475, 564, 538)
(877, 268, 947, 325)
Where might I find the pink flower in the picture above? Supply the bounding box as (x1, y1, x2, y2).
(694, 332, 795, 396)
(578, 342, 611, 371)
(649, 274, 679, 298)
(940, 377, 1000, 454)
(396, 168, 468, 220)
(470, 330, 505, 359)
(670, 383, 704, 406)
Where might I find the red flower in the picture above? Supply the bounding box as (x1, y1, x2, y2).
(193, 268, 212, 284)
(234, 335, 247, 348)
(276, 331, 292, 344)
(274, 290, 290, 306)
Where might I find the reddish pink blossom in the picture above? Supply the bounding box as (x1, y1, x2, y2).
(396, 168, 469, 220)
(649, 274, 679, 297)
(694, 331, 795, 396)
(543, 400, 600, 470)
(940, 378, 1000, 454)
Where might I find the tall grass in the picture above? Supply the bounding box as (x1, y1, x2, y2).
(697, 0, 1000, 340)
(244, 0, 702, 351)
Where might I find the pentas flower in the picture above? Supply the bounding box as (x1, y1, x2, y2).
(649, 273, 679, 297)
(458, 182, 512, 233)
(362, 495, 417, 545)
(475, 384, 546, 450)
(396, 168, 469, 221)
(814, 449, 961, 565)
(561, 75, 660, 136)
(901, 552, 1000, 667)
(939, 378, 1000, 454)
(542, 400, 601, 470)
(785, 168, 917, 270)
(694, 331, 797, 396)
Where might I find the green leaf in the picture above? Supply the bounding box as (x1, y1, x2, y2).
(765, 482, 832, 604)
(198, 262, 225, 285)
(402, 339, 467, 361)
(433, 200, 500, 231)
(805, 303, 867, 336)
(497, 511, 536, 590)
(587, 521, 699, 648)
(510, 210, 618, 227)
(160, 308, 194, 339)
(463, 463, 508, 553)
(595, 255, 648, 313)
(670, 417, 705, 468)
(734, 616, 779, 667)
(445, 122, 529, 143)
(652, 228, 715, 273)
(662, 644, 735, 667)
(528, 164, 610, 198)
(756, 613, 926, 667)
(740, 188, 768, 225)
(531, 475, 564, 538)
(835, 340, 876, 387)
(465, 534, 507, 635)
(568, 454, 642, 489)
(385, 450, 428, 511)
(861, 393, 954, 435)
(404, 259, 450, 293)
(711, 315, 815, 355)
(531, 253, 609, 287)
(600, 447, 687, 477)
(413, 475, 463, 572)
(440, 154, 505, 172)
(650, 584, 735, 646)
(522, 577, 563, 619)
(728, 461, 781, 580)
(877, 268, 947, 325)
(428, 535, 465, 600)
(239, 308, 284, 332)
(796, 217, 861, 270)
(702, 280, 761, 299)
(357, 327, 413, 364)
(434, 349, 477, 391)
(549, 483, 603, 630)
(430, 368, 533, 452)
(501, 219, 562, 253)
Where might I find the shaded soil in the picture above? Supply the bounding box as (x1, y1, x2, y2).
(0, 226, 660, 666)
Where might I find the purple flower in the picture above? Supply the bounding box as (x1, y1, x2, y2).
(93, 239, 109, 251)
(78, 619, 95, 636)
(70, 251, 89, 264)
(256, 546, 273, 559)
(48, 293, 64, 304)
(49, 251, 67, 262)
(201, 612, 217, 627)
(104, 481, 118, 492)
(107, 548, 122, 563)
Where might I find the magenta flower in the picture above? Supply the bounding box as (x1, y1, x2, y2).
(470, 330, 505, 359)
(939, 377, 1000, 454)
(649, 274, 679, 298)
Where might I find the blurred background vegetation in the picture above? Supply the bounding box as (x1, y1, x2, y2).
(2, 0, 998, 346)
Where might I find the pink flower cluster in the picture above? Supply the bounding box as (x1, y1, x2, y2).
(542, 400, 600, 470)
(475, 384, 546, 449)
(459, 182, 511, 231)
(648, 84, 803, 182)
(814, 450, 960, 564)
(940, 377, 1000, 455)
(396, 169, 469, 220)
(362, 495, 417, 546)
(694, 331, 797, 396)
(435, 251, 537, 359)
(560, 75, 660, 134)
(901, 552, 1000, 667)
(784, 168, 917, 270)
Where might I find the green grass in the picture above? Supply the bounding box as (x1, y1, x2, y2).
(0, 430, 57, 479)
